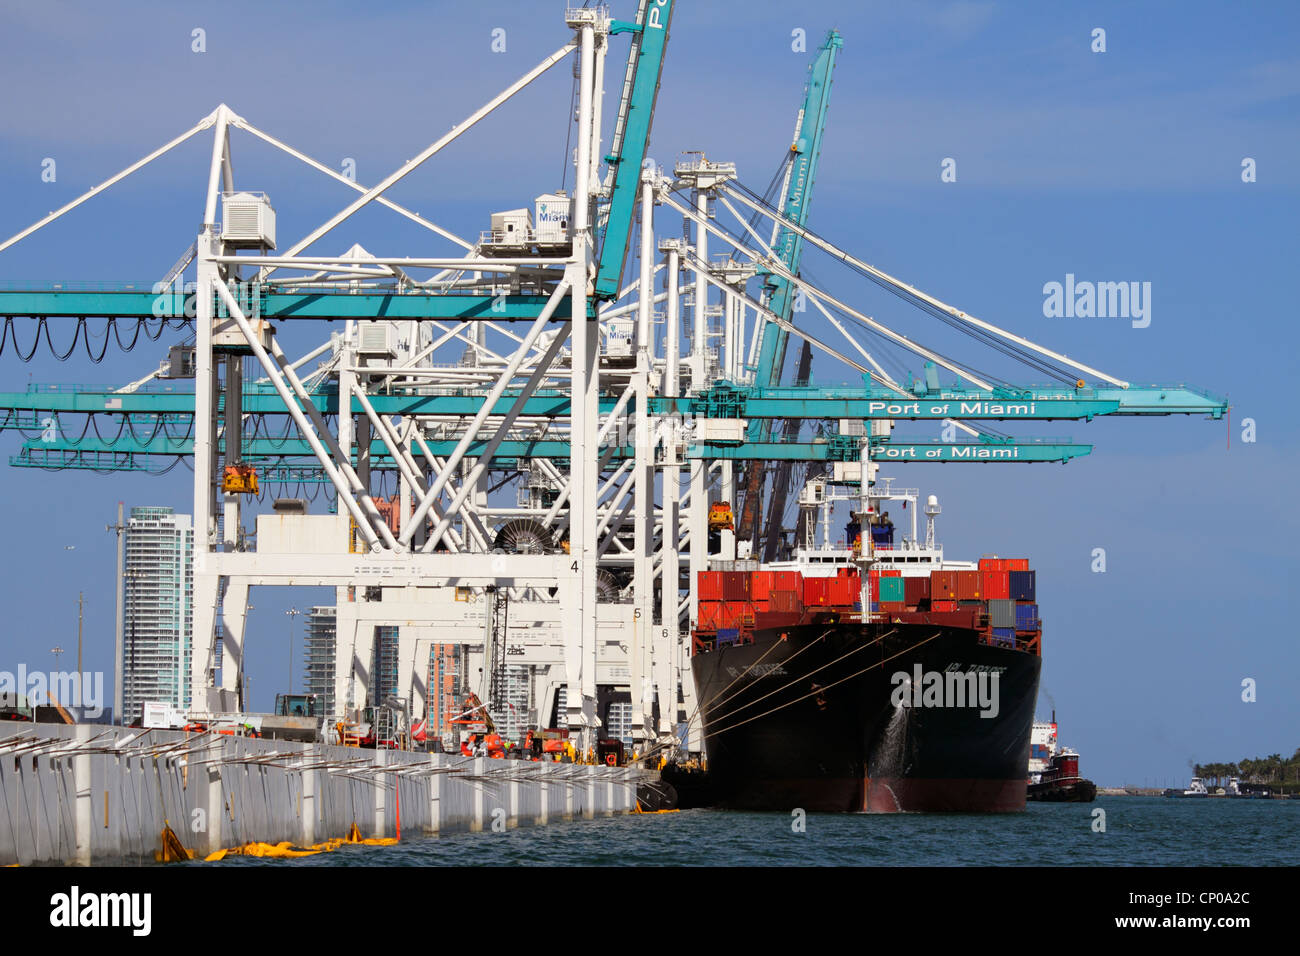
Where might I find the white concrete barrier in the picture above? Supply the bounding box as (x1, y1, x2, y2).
(0, 722, 647, 865)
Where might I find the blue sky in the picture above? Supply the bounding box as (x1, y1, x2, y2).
(0, 1, 1297, 786)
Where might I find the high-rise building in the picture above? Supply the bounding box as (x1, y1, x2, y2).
(370, 625, 400, 706)
(122, 506, 193, 723)
(606, 700, 634, 746)
(302, 606, 337, 715)
(427, 643, 460, 737)
(496, 664, 532, 740)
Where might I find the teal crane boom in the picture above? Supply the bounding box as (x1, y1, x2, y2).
(752, 29, 842, 388)
(741, 30, 840, 558)
(594, 0, 676, 301)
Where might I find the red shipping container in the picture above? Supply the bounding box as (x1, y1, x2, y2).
(751, 571, 775, 602)
(956, 570, 982, 601)
(879, 601, 906, 613)
(883, 569, 901, 577)
(931, 600, 958, 612)
(726, 600, 756, 627)
(904, 576, 931, 606)
(772, 571, 803, 595)
(698, 602, 744, 632)
(696, 602, 719, 631)
(803, 576, 831, 606)
(769, 590, 803, 614)
(931, 570, 959, 598)
(982, 570, 1010, 600)
(698, 571, 724, 601)
(827, 575, 858, 607)
(1005, 558, 1030, 571)
(721, 572, 751, 601)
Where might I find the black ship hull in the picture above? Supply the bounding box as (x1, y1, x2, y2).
(692, 621, 1041, 812)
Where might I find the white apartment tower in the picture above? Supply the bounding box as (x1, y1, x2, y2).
(122, 506, 194, 723)
(303, 606, 337, 715)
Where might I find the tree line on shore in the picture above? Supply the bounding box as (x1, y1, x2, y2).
(1195, 748, 1300, 793)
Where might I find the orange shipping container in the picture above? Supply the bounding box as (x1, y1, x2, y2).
(931, 570, 960, 599)
(956, 570, 982, 601)
(751, 571, 775, 602)
(770, 590, 803, 614)
(1005, 558, 1030, 571)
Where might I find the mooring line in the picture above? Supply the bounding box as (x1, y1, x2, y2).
(705, 631, 941, 740)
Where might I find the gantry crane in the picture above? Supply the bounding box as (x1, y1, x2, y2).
(0, 2, 1226, 758)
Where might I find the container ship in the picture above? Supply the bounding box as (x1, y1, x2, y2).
(690, 480, 1042, 812)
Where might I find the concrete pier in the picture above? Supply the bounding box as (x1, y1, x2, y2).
(0, 722, 645, 865)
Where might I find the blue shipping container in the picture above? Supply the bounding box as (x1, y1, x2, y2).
(717, 628, 739, 646)
(991, 626, 1016, 647)
(1009, 570, 1036, 601)
(1015, 603, 1039, 629)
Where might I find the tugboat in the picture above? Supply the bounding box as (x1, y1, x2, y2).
(1026, 714, 1097, 802)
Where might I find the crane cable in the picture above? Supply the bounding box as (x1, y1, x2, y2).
(731, 178, 1081, 385)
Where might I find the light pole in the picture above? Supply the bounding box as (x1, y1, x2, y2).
(285, 607, 302, 697)
(237, 603, 255, 713)
(76, 592, 84, 678)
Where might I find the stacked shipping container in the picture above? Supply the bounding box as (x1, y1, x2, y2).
(693, 560, 1041, 653)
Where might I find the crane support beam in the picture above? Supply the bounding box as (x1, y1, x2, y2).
(0, 290, 573, 321)
(0, 382, 1226, 421)
(14, 436, 1093, 464)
